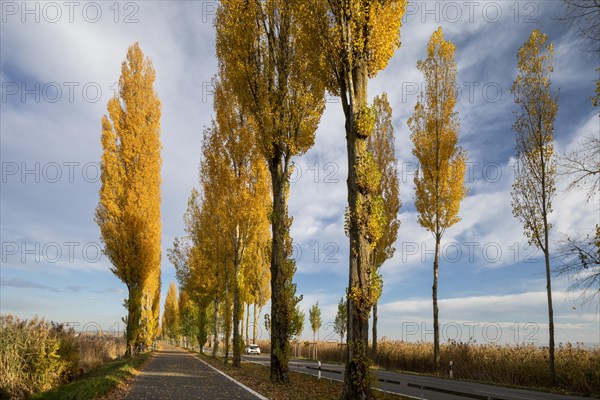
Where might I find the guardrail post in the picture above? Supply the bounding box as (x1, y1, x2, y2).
(318, 361, 322, 380)
(449, 360, 453, 379)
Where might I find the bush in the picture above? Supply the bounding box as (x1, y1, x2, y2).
(0, 314, 126, 400)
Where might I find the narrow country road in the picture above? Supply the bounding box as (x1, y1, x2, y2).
(125, 344, 265, 400)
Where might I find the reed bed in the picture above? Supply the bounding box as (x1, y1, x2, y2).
(0, 314, 126, 399)
(255, 338, 600, 395)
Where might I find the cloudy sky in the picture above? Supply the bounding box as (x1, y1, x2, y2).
(1, 1, 598, 346)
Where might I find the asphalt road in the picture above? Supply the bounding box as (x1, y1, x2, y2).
(125, 344, 265, 400)
(242, 355, 588, 400)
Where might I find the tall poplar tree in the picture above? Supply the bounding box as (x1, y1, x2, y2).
(511, 29, 558, 385)
(163, 282, 180, 343)
(368, 93, 401, 359)
(298, 2, 408, 397)
(96, 43, 162, 356)
(408, 28, 467, 369)
(216, 0, 325, 382)
(309, 301, 322, 358)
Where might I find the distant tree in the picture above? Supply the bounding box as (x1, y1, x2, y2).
(169, 189, 223, 358)
(179, 290, 199, 348)
(309, 302, 322, 343)
(290, 305, 305, 341)
(511, 29, 559, 385)
(408, 27, 467, 369)
(247, 241, 271, 344)
(334, 297, 347, 344)
(309, 302, 322, 359)
(95, 42, 162, 356)
(163, 283, 180, 343)
(368, 93, 401, 359)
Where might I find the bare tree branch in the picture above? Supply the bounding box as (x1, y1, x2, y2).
(554, 226, 600, 306)
(557, 133, 600, 201)
(557, 0, 600, 52)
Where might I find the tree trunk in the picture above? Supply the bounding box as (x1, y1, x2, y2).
(224, 279, 231, 365)
(433, 235, 440, 369)
(245, 303, 250, 344)
(343, 61, 374, 400)
(212, 297, 219, 358)
(232, 255, 242, 367)
(269, 155, 292, 383)
(253, 303, 258, 344)
(372, 301, 378, 361)
(125, 285, 142, 357)
(544, 247, 556, 385)
(224, 325, 231, 365)
(240, 303, 245, 347)
(539, 134, 556, 385)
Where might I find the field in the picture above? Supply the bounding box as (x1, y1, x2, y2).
(255, 339, 600, 396)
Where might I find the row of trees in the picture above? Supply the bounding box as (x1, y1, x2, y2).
(168, 76, 274, 366)
(95, 2, 597, 397)
(215, 2, 411, 396)
(160, 281, 268, 349)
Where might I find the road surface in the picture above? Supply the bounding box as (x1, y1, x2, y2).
(125, 344, 265, 400)
(242, 354, 587, 400)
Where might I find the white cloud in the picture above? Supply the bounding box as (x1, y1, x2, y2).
(378, 290, 599, 345)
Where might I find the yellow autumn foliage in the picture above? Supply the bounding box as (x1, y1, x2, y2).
(96, 43, 162, 355)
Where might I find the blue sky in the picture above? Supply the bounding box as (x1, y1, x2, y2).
(1, 1, 598, 346)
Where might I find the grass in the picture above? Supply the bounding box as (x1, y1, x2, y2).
(31, 352, 153, 400)
(194, 351, 412, 400)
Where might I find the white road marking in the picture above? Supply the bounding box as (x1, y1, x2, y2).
(192, 355, 269, 400)
(475, 390, 534, 400)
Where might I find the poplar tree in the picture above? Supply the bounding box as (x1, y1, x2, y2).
(309, 301, 322, 358)
(163, 282, 180, 343)
(309, 302, 322, 343)
(96, 43, 162, 356)
(368, 93, 401, 359)
(334, 297, 347, 344)
(408, 28, 468, 369)
(216, 0, 325, 382)
(511, 29, 558, 385)
(298, 2, 408, 396)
